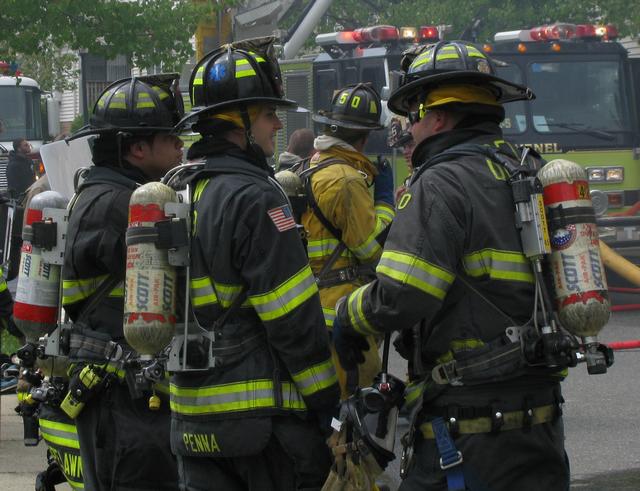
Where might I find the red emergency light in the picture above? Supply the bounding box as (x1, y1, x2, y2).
(495, 22, 619, 43)
(419, 26, 439, 42)
(354, 25, 399, 43)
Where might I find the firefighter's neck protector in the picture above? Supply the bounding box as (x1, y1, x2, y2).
(422, 84, 501, 111)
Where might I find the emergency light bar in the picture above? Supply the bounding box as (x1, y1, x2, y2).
(316, 24, 440, 47)
(494, 23, 619, 43)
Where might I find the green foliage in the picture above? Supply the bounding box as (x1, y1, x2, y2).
(0, 1, 236, 90)
(1, 328, 21, 356)
(70, 114, 86, 134)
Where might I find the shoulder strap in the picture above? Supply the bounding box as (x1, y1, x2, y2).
(300, 157, 348, 243)
(75, 275, 124, 324)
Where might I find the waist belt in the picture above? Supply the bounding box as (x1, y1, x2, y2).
(68, 327, 125, 363)
(420, 404, 556, 438)
(317, 264, 375, 288)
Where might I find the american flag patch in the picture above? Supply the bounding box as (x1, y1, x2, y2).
(267, 204, 296, 232)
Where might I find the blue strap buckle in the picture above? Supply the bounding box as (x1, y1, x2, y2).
(440, 450, 463, 470)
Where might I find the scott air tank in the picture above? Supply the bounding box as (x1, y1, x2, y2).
(13, 191, 68, 343)
(537, 159, 610, 338)
(124, 182, 177, 358)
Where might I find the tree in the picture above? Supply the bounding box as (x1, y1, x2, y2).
(0, 0, 235, 92)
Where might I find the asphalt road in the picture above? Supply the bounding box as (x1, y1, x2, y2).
(1, 311, 639, 490)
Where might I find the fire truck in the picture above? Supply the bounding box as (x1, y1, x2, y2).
(482, 23, 640, 251)
(0, 74, 57, 194)
(278, 22, 640, 250)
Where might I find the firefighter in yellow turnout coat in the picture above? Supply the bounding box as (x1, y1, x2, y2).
(304, 84, 395, 398)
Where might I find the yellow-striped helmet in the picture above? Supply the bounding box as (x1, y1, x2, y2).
(177, 36, 297, 130)
(69, 73, 183, 140)
(313, 83, 383, 130)
(388, 40, 534, 116)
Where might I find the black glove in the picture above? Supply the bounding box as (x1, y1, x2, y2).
(332, 315, 370, 371)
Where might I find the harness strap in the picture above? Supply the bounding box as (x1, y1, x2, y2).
(431, 417, 465, 491)
(421, 404, 556, 438)
(316, 263, 375, 288)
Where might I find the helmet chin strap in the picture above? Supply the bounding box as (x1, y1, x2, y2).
(239, 105, 267, 164)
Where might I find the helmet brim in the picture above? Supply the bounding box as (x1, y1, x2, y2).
(175, 97, 298, 132)
(312, 113, 384, 131)
(67, 125, 176, 141)
(387, 71, 535, 116)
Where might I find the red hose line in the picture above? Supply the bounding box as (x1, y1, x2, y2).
(608, 340, 640, 350)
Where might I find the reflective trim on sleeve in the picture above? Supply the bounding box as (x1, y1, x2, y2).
(306, 237, 351, 260)
(463, 249, 534, 283)
(39, 418, 80, 450)
(170, 379, 306, 415)
(347, 283, 378, 336)
(190, 277, 218, 307)
(291, 359, 338, 397)
(214, 282, 251, 309)
(374, 203, 395, 224)
(349, 204, 395, 262)
(0, 280, 7, 293)
(249, 266, 318, 322)
(322, 307, 336, 327)
(376, 250, 455, 301)
(63, 276, 123, 305)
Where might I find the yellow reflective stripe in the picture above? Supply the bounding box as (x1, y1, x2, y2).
(108, 285, 124, 297)
(107, 102, 126, 109)
(322, 307, 335, 327)
(463, 249, 534, 283)
(192, 178, 210, 203)
(152, 85, 170, 100)
(235, 60, 257, 78)
(351, 230, 382, 261)
(136, 101, 155, 109)
(347, 283, 377, 336)
(436, 338, 486, 364)
(307, 238, 350, 260)
(375, 203, 395, 224)
(63, 275, 109, 305)
(377, 250, 454, 301)
(236, 69, 257, 79)
(193, 66, 205, 86)
(291, 359, 338, 397)
(190, 277, 218, 307)
(170, 380, 306, 415)
(249, 266, 318, 322)
(0, 280, 7, 293)
(214, 282, 249, 309)
(39, 418, 80, 450)
(404, 380, 425, 409)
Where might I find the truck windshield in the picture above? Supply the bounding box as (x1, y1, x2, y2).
(0, 85, 43, 142)
(527, 60, 628, 134)
(497, 59, 630, 138)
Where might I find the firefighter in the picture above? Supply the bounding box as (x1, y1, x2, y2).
(61, 74, 184, 490)
(169, 38, 340, 491)
(332, 41, 570, 490)
(303, 83, 395, 400)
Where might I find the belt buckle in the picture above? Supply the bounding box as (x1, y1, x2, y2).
(440, 451, 463, 470)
